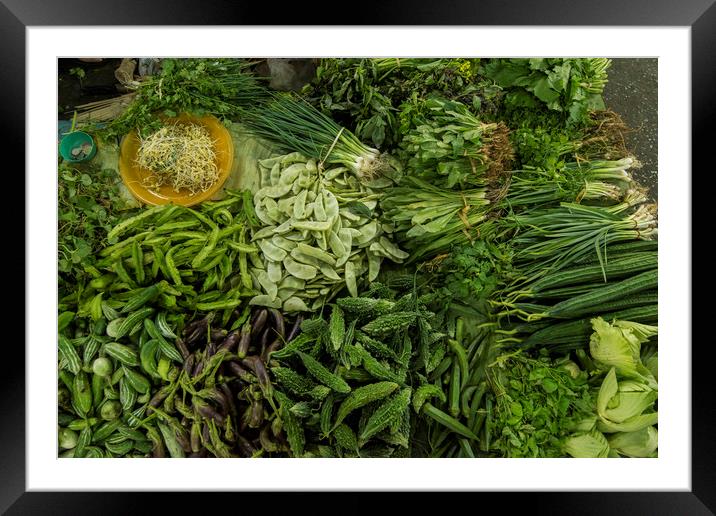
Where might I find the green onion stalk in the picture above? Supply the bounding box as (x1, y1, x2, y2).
(239, 92, 394, 180)
(381, 176, 494, 263)
(502, 157, 638, 210)
(370, 58, 474, 79)
(579, 58, 612, 94)
(500, 200, 657, 286)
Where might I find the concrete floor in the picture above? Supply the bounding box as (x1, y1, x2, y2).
(602, 58, 658, 201)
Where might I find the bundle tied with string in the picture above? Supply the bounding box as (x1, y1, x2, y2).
(381, 176, 494, 264)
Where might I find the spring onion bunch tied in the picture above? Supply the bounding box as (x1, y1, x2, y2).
(503, 156, 638, 209)
(500, 196, 657, 286)
(381, 176, 494, 263)
(240, 92, 392, 180)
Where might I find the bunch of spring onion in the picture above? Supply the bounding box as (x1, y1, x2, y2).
(381, 176, 494, 263)
(239, 92, 392, 180)
(486, 189, 657, 348)
(502, 157, 638, 209)
(500, 192, 657, 285)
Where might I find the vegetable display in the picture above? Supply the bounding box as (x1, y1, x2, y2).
(58, 57, 658, 459)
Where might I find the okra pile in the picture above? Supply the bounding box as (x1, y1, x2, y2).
(58, 57, 658, 458)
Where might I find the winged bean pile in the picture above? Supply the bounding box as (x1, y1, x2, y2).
(249, 152, 408, 312)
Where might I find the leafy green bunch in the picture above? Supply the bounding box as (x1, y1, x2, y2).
(429, 240, 513, 311)
(103, 58, 267, 137)
(482, 58, 611, 128)
(398, 97, 514, 189)
(302, 58, 489, 149)
(486, 350, 595, 457)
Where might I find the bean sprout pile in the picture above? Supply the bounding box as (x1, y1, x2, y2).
(136, 122, 219, 195)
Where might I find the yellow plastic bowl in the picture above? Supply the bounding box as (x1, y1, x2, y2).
(119, 113, 234, 207)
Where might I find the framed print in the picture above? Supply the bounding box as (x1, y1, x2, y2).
(6, 0, 712, 512)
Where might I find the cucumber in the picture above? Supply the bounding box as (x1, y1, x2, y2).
(529, 253, 657, 292)
(545, 270, 657, 319)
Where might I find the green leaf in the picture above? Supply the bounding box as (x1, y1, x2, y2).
(529, 76, 561, 105)
(541, 378, 558, 393)
(563, 429, 610, 458)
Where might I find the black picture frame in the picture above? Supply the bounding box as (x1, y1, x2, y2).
(7, 1, 711, 513)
